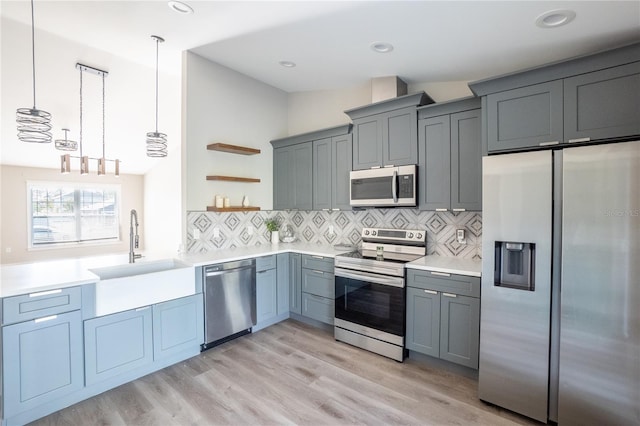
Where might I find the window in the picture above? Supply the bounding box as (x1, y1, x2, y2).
(28, 182, 120, 247)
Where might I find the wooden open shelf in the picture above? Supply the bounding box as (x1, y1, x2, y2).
(207, 143, 261, 155)
(207, 206, 260, 212)
(206, 175, 261, 183)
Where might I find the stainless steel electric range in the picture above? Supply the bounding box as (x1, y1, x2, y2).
(334, 228, 426, 361)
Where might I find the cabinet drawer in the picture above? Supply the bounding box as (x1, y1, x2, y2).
(302, 293, 334, 325)
(302, 254, 334, 273)
(407, 269, 480, 298)
(256, 255, 277, 272)
(301, 269, 334, 298)
(3, 286, 82, 325)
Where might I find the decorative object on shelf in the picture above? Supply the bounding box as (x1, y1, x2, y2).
(215, 195, 223, 208)
(265, 217, 280, 244)
(60, 64, 120, 176)
(55, 128, 77, 151)
(242, 195, 250, 207)
(224, 197, 230, 208)
(16, 0, 52, 144)
(146, 35, 167, 158)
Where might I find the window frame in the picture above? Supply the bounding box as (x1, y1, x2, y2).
(27, 181, 122, 249)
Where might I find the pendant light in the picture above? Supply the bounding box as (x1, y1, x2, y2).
(16, 0, 52, 143)
(146, 35, 167, 157)
(55, 128, 78, 151)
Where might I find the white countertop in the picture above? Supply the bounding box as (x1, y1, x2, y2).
(405, 255, 482, 277)
(1, 243, 481, 298)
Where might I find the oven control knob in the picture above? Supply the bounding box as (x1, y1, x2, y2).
(364, 230, 370, 235)
(408, 232, 414, 238)
(417, 233, 423, 239)
(372, 230, 377, 236)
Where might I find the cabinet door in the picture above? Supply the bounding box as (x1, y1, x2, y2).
(153, 295, 204, 360)
(301, 293, 334, 325)
(3, 311, 84, 418)
(439, 293, 479, 369)
(451, 109, 482, 211)
(256, 268, 277, 323)
(383, 107, 418, 167)
(418, 115, 451, 210)
(331, 133, 353, 210)
(292, 142, 313, 210)
(289, 253, 302, 314)
(276, 253, 290, 316)
(312, 137, 332, 210)
(405, 287, 440, 357)
(84, 307, 153, 386)
(487, 80, 563, 152)
(564, 62, 640, 143)
(273, 146, 293, 210)
(352, 117, 382, 170)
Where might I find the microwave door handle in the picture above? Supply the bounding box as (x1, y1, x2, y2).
(392, 170, 398, 203)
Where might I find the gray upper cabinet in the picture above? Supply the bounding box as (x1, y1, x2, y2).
(418, 97, 482, 211)
(272, 124, 352, 211)
(486, 80, 564, 152)
(469, 42, 640, 153)
(564, 62, 640, 142)
(345, 92, 433, 170)
(313, 133, 353, 210)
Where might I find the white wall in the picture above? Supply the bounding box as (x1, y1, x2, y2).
(184, 52, 288, 212)
(0, 165, 143, 264)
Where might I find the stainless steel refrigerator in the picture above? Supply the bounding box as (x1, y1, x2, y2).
(479, 141, 640, 425)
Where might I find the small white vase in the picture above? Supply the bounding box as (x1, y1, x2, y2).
(271, 230, 279, 244)
(242, 196, 249, 207)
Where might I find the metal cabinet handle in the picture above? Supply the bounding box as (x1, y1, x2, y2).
(35, 315, 58, 323)
(424, 289, 438, 295)
(312, 270, 324, 275)
(567, 137, 590, 143)
(311, 255, 324, 260)
(442, 293, 457, 298)
(257, 270, 268, 274)
(430, 271, 451, 277)
(539, 141, 559, 146)
(29, 289, 62, 298)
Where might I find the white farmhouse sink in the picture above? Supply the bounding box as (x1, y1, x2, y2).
(91, 259, 196, 316)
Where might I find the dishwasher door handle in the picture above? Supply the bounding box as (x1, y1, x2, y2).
(205, 266, 252, 277)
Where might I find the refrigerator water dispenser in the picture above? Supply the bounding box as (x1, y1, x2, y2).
(494, 241, 535, 290)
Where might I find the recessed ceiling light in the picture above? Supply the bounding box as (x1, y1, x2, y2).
(370, 42, 394, 53)
(168, 1, 194, 14)
(536, 9, 576, 28)
(279, 61, 296, 68)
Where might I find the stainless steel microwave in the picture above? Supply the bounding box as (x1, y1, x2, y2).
(350, 165, 417, 207)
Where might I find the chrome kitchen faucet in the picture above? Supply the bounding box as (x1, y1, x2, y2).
(129, 209, 142, 263)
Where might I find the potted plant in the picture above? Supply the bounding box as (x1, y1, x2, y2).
(265, 217, 280, 244)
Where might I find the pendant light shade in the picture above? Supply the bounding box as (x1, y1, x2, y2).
(55, 128, 78, 151)
(146, 35, 167, 157)
(17, 0, 52, 143)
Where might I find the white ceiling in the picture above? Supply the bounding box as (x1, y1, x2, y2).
(1, 1, 639, 174)
(2, 0, 639, 93)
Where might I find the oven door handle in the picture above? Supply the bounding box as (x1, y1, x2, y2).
(334, 267, 404, 288)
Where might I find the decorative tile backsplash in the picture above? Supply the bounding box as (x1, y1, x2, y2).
(187, 209, 482, 259)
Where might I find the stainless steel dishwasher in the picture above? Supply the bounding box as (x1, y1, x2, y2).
(202, 259, 256, 349)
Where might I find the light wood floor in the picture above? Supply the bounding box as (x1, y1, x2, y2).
(31, 319, 537, 426)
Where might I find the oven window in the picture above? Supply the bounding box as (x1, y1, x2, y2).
(351, 177, 392, 200)
(335, 275, 405, 336)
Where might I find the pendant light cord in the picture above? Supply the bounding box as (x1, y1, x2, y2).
(102, 73, 106, 158)
(79, 68, 83, 158)
(30, 0, 36, 109)
(155, 37, 159, 133)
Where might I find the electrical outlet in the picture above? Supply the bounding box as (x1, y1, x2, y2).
(213, 227, 220, 239)
(329, 225, 335, 235)
(456, 229, 466, 244)
(247, 225, 254, 235)
(5, 247, 12, 253)
(193, 229, 200, 240)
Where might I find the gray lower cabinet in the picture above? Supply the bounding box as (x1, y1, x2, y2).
(276, 253, 290, 316)
(273, 142, 312, 210)
(152, 295, 204, 360)
(2, 310, 84, 419)
(406, 269, 480, 369)
(418, 101, 482, 211)
(256, 267, 277, 324)
(300, 255, 334, 325)
(313, 134, 353, 210)
(289, 253, 302, 315)
(84, 306, 154, 386)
